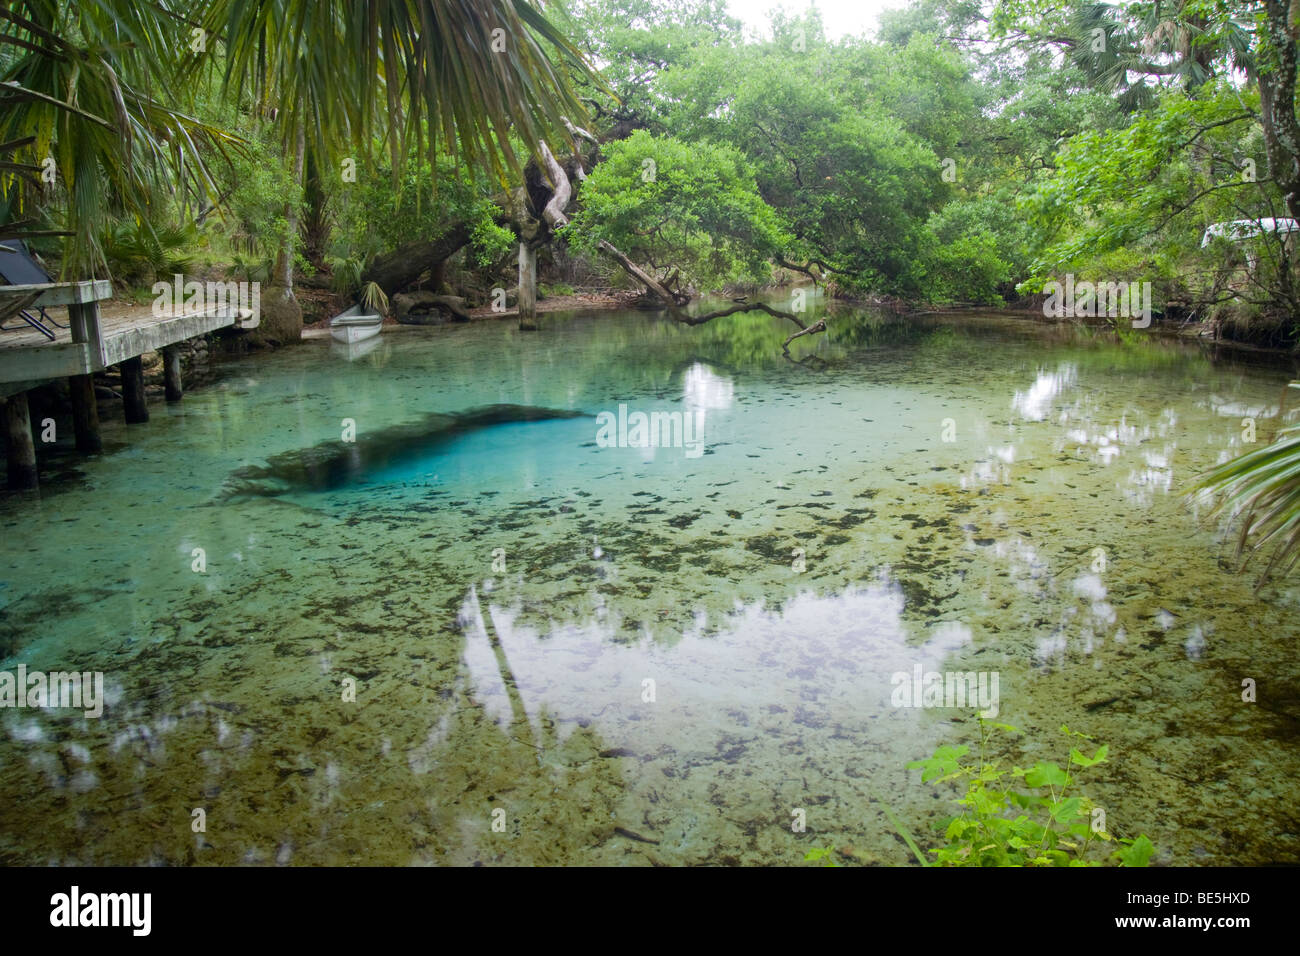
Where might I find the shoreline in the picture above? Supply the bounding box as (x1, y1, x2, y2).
(90, 291, 1300, 359)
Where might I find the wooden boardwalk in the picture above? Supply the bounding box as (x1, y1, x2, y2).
(0, 281, 253, 393)
(0, 280, 257, 489)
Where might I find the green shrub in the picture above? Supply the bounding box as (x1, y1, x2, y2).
(101, 220, 197, 285)
(539, 281, 575, 298)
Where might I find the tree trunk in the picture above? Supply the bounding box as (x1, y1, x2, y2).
(300, 144, 330, 270)
(518, 242, 538, 330)
(1257, 1, 1300, 332)
(274, 120, 307, 293)
(1259, 1, 1300, 222)
(538, 142, 573, 229)
(256, 118, 307, 347)
(362, 224, 471, 294)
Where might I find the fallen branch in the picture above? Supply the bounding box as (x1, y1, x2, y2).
(674, 301, 811, 328)
(782, 318, 827, 351)
(593, 237, 824, 341)
(776, 256, 822, 282)
(596, 239, 686, 305)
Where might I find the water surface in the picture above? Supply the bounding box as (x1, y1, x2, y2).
(2, 306, 1298, 865)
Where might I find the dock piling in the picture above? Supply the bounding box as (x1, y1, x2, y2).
(120, 356, 149, 424)
(2, 283, 244, 484)
(3, 391, 38, 490)
(163, 346, 183, 403)
(517, 242, 538, 331)
(68, 373, 102, 453)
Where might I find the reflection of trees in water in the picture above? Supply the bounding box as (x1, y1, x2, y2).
(783, 351, 830, 372)
(448, 584, 632, 863)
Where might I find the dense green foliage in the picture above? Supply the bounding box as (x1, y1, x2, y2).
(0, 0, 600, 275)
(800, 720, 1157, 866)
(330, 155, 514, 272)
(565, 131, 790, 289)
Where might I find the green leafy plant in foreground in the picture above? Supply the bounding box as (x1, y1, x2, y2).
(802, 845, 841, 867)
(904, 721, 1155, 867)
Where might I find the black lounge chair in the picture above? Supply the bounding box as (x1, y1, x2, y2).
(0, 239, 67, 340)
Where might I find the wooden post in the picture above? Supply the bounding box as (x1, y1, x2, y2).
(3, 392, 38, 490)
(517, 242, 538, 331)
(120, 356, 148, 424)
(67, 300, 102, 349)
(68, 299, 107, 447)
(163, 346, 183, 403)
(68, 374, 102, 454)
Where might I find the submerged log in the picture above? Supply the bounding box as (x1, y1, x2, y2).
(218, 404, 591, 499)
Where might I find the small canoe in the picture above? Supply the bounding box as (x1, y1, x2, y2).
(330, 303, 383, 344)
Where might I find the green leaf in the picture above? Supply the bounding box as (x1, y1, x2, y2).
(870, 789, 931, 867)
(1025, 761, 1071, 788)
(1114, 835, 1156, 868)
(1050, 796, 1084, 823)
(1069, 744, 1109, 768)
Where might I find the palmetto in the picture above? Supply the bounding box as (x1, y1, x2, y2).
(0, 0, 237, 273)
(1193, 383, 1300, 582)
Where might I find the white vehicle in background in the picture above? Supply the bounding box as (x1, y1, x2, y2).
(1202, 217, 1300, 271)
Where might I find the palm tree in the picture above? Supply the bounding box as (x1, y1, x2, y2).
(203, 0, 594, 175)
(0, 0, 239, 275)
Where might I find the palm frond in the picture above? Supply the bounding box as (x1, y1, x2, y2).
(199, 0, 606, 181)
(1191, 383, 1300, 583)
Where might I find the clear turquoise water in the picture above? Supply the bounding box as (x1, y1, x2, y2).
(2, 305, 1298, 865)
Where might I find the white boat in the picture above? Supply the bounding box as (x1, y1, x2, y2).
(329, 303, 383, 344)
